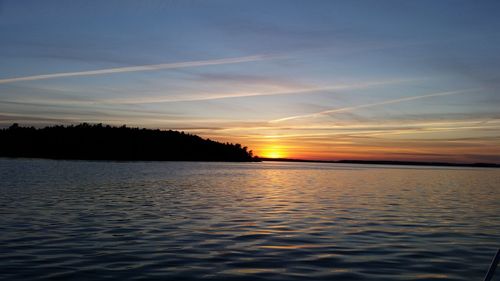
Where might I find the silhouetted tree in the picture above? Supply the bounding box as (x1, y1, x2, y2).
(0, 123, 258, 162)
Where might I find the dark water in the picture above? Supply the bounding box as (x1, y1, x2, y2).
(1, 159, 499, 281)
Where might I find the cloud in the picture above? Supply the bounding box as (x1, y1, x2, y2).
(101, 78, 417, 104)
(0, 55, 268, 84)
(270, 89, 477, 123)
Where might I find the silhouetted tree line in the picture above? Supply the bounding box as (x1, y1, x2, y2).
(0, 123, 258, 162)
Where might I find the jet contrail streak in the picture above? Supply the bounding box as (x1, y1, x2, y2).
(270, 89, 476, 123)
(0, 55, 267, 84)
(105, 78, 418, 104)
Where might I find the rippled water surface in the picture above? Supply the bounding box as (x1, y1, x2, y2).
(1, 159, 499, 281)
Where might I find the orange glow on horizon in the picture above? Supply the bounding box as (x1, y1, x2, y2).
(259, 145, 288, 159)
(202, 132, 500, 164)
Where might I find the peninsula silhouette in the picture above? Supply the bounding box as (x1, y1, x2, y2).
(0, 123, 257, 162)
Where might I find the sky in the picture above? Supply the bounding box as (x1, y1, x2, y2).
(1, 0, 500, 163)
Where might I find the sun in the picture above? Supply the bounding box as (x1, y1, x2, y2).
(265, 151, 283, 158)
(260, 146, 287, 159)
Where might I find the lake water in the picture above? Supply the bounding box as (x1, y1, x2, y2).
(1, 158, 499, 281)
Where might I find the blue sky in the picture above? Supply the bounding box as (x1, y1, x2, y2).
(1, 0, 499, 162)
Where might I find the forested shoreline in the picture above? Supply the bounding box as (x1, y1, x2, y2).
(0, 123, 257, 162)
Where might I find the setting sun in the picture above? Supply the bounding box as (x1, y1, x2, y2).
(260, 146, 287, 159)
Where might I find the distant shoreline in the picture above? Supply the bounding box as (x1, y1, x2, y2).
(257, 157, 500, 168)
(1, 123, 498, 167)
(0, 123, 258, 162)
(2, 156, 499, 168)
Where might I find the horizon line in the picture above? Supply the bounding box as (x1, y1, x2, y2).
(257, 157, 500, 167)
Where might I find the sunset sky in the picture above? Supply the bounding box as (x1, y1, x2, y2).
(1, 1, 500, 162)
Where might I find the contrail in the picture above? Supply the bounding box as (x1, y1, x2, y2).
(270, 89, 476, 123)
(0, 55, 267, 84)
(104, 78, 418, 104)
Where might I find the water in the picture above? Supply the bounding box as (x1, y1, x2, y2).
(1, 158, 499, 281)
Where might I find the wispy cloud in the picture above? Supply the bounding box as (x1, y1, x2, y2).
(102, 78, 417, 104)
(0, 55, 268, 84)
(270, 89, 477, 123)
